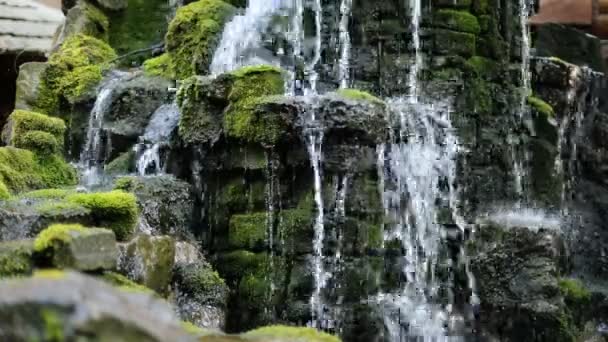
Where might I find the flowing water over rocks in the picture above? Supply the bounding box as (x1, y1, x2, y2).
(136, 102, 181, 176)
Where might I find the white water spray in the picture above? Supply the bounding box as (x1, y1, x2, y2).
(337, 0, 352, 89)
(136, 103, 180, 176)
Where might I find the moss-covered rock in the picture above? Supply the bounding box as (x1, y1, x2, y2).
(36, 34, 117, 114)
(528, 96, 555, 117)
(143, 53, 173, 79)
(104, 150, 135, 174)
(0, 240, 34, 277)
(34, 224, 119, 271)
(166, 0, 236, 79)
(433, 9, 481, 34)
(117, 234, 176, 295)
(0, 147, 78, 194)
(224, 66, 286, 146)
(2, 110, 65, 148)
(228, 212, 268, 250)
(244, 325, 341, 342)
(55, 0, 110, 45)
(432, 29, 476, 57)
(100, 271, 156, 295)
(177, 75, 232, 145)
(65, 191, 138, 241)
(106, 0, 172, 66)
(335, 89, 384, 105)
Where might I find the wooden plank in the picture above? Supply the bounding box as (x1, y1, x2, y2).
(0, 35, 51, 53)
(0, 19, 59, 38)
(599, 0, 608, 13)
(0, 4, 63, 23)
(530, 0, 593, 25)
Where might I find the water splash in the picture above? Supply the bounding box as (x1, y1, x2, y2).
(80, 71, 130, 187)
(337, 0, 352, 89)
(210, 0, 288, 74)
(135, 103, 180, 176)
(379, 99, 462, 340)
(484, 207, 561, 232)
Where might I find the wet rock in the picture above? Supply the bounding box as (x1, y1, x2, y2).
(14, 63, 48, 112)
(114, 176, 194, 239)
(36, 226, 119, 272)
(471, 224, 571, 341)
(0, 240, 34, 277)
(0, 271, 195, 341)
(117, 234, 176, 295)
(53, 0, 110, 48)
(96, 0, 128, 10)
(104, 73, 172, 155)
(535, 23, 606, 73)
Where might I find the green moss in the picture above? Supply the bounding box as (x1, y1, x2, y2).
(432, 29, 477, 57)
(143, 54, 173, 79)
(465, 56, 499, 76)
(101, 271, 155, 295)
(34, 224, 88, 253)
(33, 269, 67, 279)
(181, 321, 210, 335)
(335, 89, 385, 105)
(104, 150, 135, 174)
(216, 250, 268, 283)
(36, 34, 117, 113)
(0, 180, 9, 200)
(0, 240, 34, 277)
(244, 326, 341, 342)
(107, 0, 172, 66)
(66, 191, 138, 241)
(174, 263, 227, 298)
(35, 201, 89, 217)
(229, 212, 268, 250)
(559, 279, 591, 303)
(42, 308, 65, 342)
(20, 188, 74, 200)
(15, 131, 59, 156)
(79, 0, 110, 41)
(472, 0, 489, 14)
(434, 9, 481, 34)
(166, 0, 236, 79)
(224, 65, 286, 145)
(0, 147, 77, 194)
(4, 110, 66, 146)
(527, 96, 555, 117)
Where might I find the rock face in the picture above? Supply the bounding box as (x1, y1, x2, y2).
(471, 224, 570, 341)
(14, 63, 48, 112)
(0, 271, 195, 341)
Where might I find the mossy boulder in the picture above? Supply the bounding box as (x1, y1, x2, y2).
(100, 271, 155, 295)
(228, 213, 268, 250)
(65, 191, 138, 241)
(2, 110, 65, 148)
(177, 74, 233, 145)
(224, 65, 287, 146)
(433, 9, 481, 34)
(36, 34, 117, 114)
(34, 224, 119, 271)
(173, 261, 229, 328)
(0, 240, 34, 277)
(335, 89, 384, 105)
(432, 29, 476, 57)
(0, 181, 9, 200)
(166, 0, 236, 79)
(244, 326, 341, 342)
(0, 147, 78, 194)
(117, 234, 176, 295)
(14, 62, 49, 112)
(104, 150, 135, 175)
(54, 0, 110, 46)
(113, 176, 194, 239)
(143, 54, 173, 79)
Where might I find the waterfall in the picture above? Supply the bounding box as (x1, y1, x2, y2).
(210, 0, 287, 74)
(337, 0, 352, 89)
(519, 0, 532, 115)
(408, 0, 422, 100)
(307, 108, 327, 329)
(135, 102, 181, 176)
(80, 71, 130, 187)
(379, 99, 460, 340)
(305, 0, 323, 95)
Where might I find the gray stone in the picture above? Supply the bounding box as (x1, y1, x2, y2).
(0, 240, 34, 277)
(53, 0, 109, 49)
(117, 234, 176, 295)
(115, 175, 194, 239)
(97, 0, 128, 10)
(48, 228, 119, 271)
(0, 271, 195, 341)
(14, 62, 48, 112)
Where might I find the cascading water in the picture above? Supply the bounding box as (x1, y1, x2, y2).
(135, 102, 180, 176)
(337, 0, 352, 89)
(210, 0, 288, 74)
(407, 0, 422, 101)
(80, 71, 130, 187)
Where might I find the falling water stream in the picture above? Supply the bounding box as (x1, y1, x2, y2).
(135, 102, 180, 176)
(337, 0, 352, 88)
(80, 71, 130, 187)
